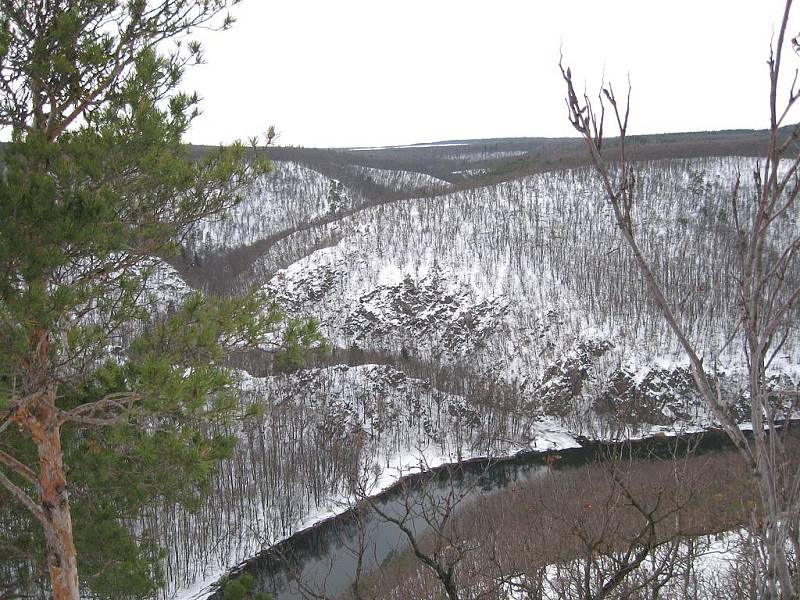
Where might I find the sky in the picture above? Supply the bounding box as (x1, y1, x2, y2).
(182, 0, 798, 148)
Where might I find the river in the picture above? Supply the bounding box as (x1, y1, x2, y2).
(208, 430, 737, 600)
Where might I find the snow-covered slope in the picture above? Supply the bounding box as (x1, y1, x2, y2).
(185, 161, 361, 255)
(151, 364, 580, 598)
(158, 154, 799, 598)
(347, 164, 450, 193)
(254, 157, 797, 412)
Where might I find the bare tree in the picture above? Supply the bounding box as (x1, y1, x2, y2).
(560, 1, 800, 596)
(349, 461, 496, 600)
(349, 440, 760, 599)
(467, 443, 719, 600)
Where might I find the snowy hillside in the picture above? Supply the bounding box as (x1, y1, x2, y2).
(149, 365, 580, 598)
(346, 164, 450, 193)
(254, 157, 798, 398)
(185, 161, 361, 255)
(153, 152, 800, 598)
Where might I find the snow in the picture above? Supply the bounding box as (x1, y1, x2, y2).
(160, 155, 799, 598)
(253, 156, 800, 391)
(502, 530, 756, 600)
(348, 164, 450, 193)
(186, 161, 355, 254)
(170, 369, 581, 600)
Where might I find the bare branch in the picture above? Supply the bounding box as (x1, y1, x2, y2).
(58, 392, 140, 426)
(0, 470, 47, 531)
(0, 449, 38, 487)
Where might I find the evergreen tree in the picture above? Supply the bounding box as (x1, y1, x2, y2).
(0, 2, 321, 599)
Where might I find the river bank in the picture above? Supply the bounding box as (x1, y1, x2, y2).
(199, 426, 746, 600)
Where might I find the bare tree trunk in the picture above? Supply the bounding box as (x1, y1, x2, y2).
(19, 388, 80, 600)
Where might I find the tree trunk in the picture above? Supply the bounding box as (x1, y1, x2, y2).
(25, 390, 80, 600)
(442, 574, 460, 600)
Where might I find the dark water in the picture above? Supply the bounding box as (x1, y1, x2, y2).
(209, 431, 737, 600)
(241, 459, 546, 599)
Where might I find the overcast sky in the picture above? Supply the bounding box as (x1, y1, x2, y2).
(183, 0, 799, 148)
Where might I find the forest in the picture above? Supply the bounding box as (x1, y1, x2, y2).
(1, 1, 799, 600)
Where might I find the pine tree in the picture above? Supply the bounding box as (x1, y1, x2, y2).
(0, 3, 321, 599)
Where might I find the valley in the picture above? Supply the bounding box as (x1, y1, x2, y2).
(140, 134, 799, 598)
(4, 4, 800, 599)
